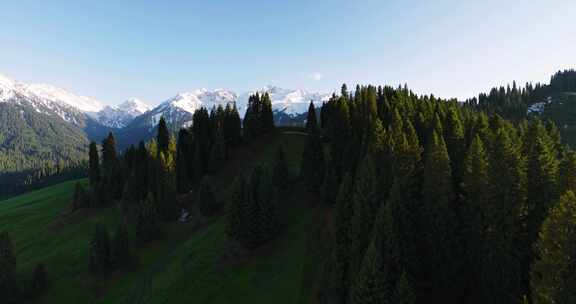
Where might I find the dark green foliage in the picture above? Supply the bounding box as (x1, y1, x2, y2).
(196, 177, 219, 217)
(31, 263, 48, 294)
(321, 165, 338, 205)
(272, 145, 290, 189)
(0, 231, 17, 301)
(224, 103, 242, 146)
(156, 151, 178, 221)
(71, 181, 88, 210)
(136, 193, 162, 243)
(157, 117, 170, 156)
(421, 131, 462, 302)
(301, 132, 325, 191)
(89, 223, 111, 276)
(306, 101, 319, 134)
(348, 156, 379, 278)
(111, 222, 133, 269)
(559, 150, 576, 193)
(243, 93, 275, 140)
(226, 166, 280, 250)
(88, 141, 100, 185)
(531, 190, 576, 304)
(176, 129, 193, 193)
(327, 173, 355, 303)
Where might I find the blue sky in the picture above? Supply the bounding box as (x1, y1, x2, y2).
(0, 0, 574, 106)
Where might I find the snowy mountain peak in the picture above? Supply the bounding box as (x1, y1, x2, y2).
(118, 97, 151, 115)
(95, 97, 152, 129)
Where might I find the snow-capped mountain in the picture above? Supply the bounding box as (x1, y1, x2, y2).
(96, 98, 151, 128)
(143, 89, 237, 128)
(238, 85, 331, 117)
(0, 73, 106, 125)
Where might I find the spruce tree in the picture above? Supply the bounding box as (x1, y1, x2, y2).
(330, 173, 355, 303)
(136, 193, 161, 243)
(111, 221, 132, 269)
(88, 142, 100, 186)
(101, 132, 118, 177)
(531, 191, 576, 304)
(89, 223, 111, 276)
(559, 150, 576, 194)
(461, 135, 490, 302)
(31, 263, 48, 294)
(261, 93, 274, 132)
(157, 151, 178, 221)
(157, 116, 170, 156)
(421, 131, 462, 303)
(306, 101, 318, 134)
(196, 177, 219, 217)
(72, 181, 86, 211)
(301, 132, 325, 191)
(0, 231, 16, 301)
(176, 129, 192, 193)
(348, 155, 379, 278)
(483, 127, 526, 303)
(272, 145, 290, 189)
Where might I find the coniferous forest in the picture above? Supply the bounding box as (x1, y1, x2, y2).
(2, 79, 576, 303)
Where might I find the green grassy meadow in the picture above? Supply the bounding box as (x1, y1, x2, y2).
(0, 131, 327, 303)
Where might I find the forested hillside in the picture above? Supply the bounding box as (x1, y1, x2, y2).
(1, 78, 576, 303)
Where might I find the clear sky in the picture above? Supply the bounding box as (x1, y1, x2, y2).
(0, 0, 574, 106)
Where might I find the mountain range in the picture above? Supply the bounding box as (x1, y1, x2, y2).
(0, 73, 331, 152)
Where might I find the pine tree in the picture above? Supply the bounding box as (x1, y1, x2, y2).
(329, 173, 355, 303)
(461, 135, 490, 302)
(72, 181, 87, 211)
(559, 150, 576, 193)
(136, 192, 161, 243)
(261, 93, 275, 132)
(393, 271, 416, 304)
(306, 101, 318, 134)
(301, 132, 325, 191)
(176, 129, 192, 193)
(0, 231, 17, 301)
(89, 223, 111, 276)
(531, 191, 576, 304)
(157, 151, 178, 221)
(272, 145, 290, 189)
(482, 127, 525, 303)
(321, 165, 338, 205)
(349, 241, 387, 304)
(196, 177, 219, 217)
(348, 155, 379, 278)
(101, 132, 118, 177)
(421, 131, 462, 303)
(524, 125, 559, 291)
(157, 116, 170, 156)
(31, 263, 48, 294)
(88, 142, 100, 186)
(111, 221, 132, 269)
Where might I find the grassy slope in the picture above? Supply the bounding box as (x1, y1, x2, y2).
(0, 131, 324, 304)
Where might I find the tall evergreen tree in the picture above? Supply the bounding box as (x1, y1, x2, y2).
(559, 150, 576, 194)
(31, 263, 48, 295)
(272, 145, 290, 189)
(348, 156, 379, 279)
(196, 177, 219, 217)
(0, 231, 17, 302)
(301, 133, 325, 191)
(306, 101, 318, 134)
(157, 116, 170, 156)
(531, 190, 576, 304)
(88, 141, 100, 186)
(136, 192, 161, 243)
(89, 223, 111, 276)
(111, 221, 132, 269)
(421, 131, 462, 303)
